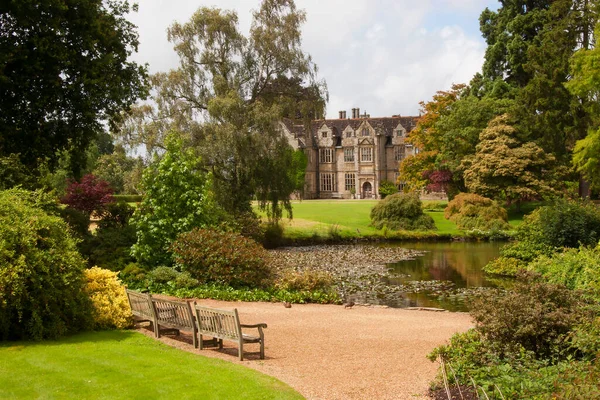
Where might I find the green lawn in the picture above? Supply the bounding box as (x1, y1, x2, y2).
(0, 330, 303, 400)
(255, 199, 526, 240)
(256, 200, 461, 239)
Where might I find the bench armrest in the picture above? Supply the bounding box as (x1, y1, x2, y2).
(240, 323, 267, 329)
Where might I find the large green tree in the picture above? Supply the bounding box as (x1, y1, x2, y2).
(462, 115, 558, 208)
(0, 0, 148, 177)
(566, 21, 600, 191)
(117, 0, 327, 221)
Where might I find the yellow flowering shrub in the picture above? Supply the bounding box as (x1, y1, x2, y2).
(83, 267, 132, 329)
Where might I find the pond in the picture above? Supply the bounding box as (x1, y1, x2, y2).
(349, 241, 504, 311)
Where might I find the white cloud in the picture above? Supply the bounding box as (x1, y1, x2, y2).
(127, 0, 494, 118)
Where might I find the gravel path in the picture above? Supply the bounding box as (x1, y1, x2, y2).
(138, 299, 473, 400)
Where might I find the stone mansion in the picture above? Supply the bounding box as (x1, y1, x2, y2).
(281, 108, 419, 199)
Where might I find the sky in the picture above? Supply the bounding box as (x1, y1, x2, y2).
(128, 0, 499, 119)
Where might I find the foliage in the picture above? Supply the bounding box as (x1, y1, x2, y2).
(378, 180, 398, 199)
(0, 0, 148, 177)
(61, 174, 114, 216)
(471, 274, 589, 359)
(59, 207, 93, 241)
(429, 273, 600, 399)
(370, 192, 436, 231)
(165, 284, 339, 305)
(84, 202, 137, 271)
(131, 134, 222, 267)
(0, 189, 91, 340)
(422, 169, 453, 194)
(0, 154, 37, 190)
(116, 0, 327, 221)
(92, 146, 145, 194)
(113, 194, 143, 203)
(399, 85, 463, 192)
(462, 115, 558, 206)
(485, 199, 600, 275)
(172, 228, 274, 289)
(444, 193, 509, 231)
(567, 22, 600, 191)
(276, 269, 334, 292)
(261, 221, 285, 248)
(528, 245, 600, 295)
(82, 267, 132, 329)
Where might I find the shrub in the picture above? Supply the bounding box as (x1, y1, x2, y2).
(445, 193, 509, 231)
(82, 202, 137, 271)
(59, 206, 93, 240)
(529, 199, 600, 248)
(131, 134, 223, 267)
(485, 199, 600, 276)
(0, 189, 92, 340)
(83, 267, 132, 330)
(120, 263, 147, 283)
(61, 174, 114, 216)
(528, 245, 600, 295)
(429, 273, 599, 399)
(370, 192, 436, 231)
(148, 266, 179, 284)
(263, 222, 285, 249)
(470, 273, 589, 359)
(276, 269, 334, 292)
(172, 228, 274, 288)
(378, 180, 398, 199)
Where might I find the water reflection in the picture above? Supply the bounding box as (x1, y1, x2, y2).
(386, 241, 503, 288)
(348, 242, 504, 311)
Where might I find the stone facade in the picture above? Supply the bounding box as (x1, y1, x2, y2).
(281, 109, 419, 199)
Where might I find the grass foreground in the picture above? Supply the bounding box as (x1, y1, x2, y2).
(0, 330, 303, 400)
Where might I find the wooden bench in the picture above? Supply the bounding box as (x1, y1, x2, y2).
(125, 290, 198, 348)
(151, 297, 198, 349)
(126, 289, 157, 336)
(194, 304, 267, 361)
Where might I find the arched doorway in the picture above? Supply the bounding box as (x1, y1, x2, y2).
(362, 181, 372, 199)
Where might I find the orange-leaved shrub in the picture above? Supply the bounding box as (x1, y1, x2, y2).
(172, 228, 273, 288)
(444, 192, 509, 230)
(83, 267, 132, 329)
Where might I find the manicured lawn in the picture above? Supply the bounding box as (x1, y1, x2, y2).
(256, 200, 461, 238)
(0, 330, 303, 400)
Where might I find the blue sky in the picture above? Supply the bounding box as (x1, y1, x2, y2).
(129, 0, 501, 118)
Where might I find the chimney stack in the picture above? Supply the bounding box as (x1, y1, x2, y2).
(351, 108, 356, 118)
(356, 108, 360, 118)
(342, 110, 347, 119)
(339, 111, 344, 119)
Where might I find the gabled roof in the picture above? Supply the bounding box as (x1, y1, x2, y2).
(311, 116, 419, 137)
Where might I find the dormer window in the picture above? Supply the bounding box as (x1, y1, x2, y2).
(345, 130, 352, 138)
(361, 128, 369, 137)
(396, 129, 404, 137)
(322, 131, 327, 138)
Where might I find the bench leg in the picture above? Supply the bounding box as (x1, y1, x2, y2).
(260, 340, 265, 360)
(238, 341, 244, 361)
(199, 334, 204, 350)
(218, 339, 223, 350)
(192, 331, 198, 349)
